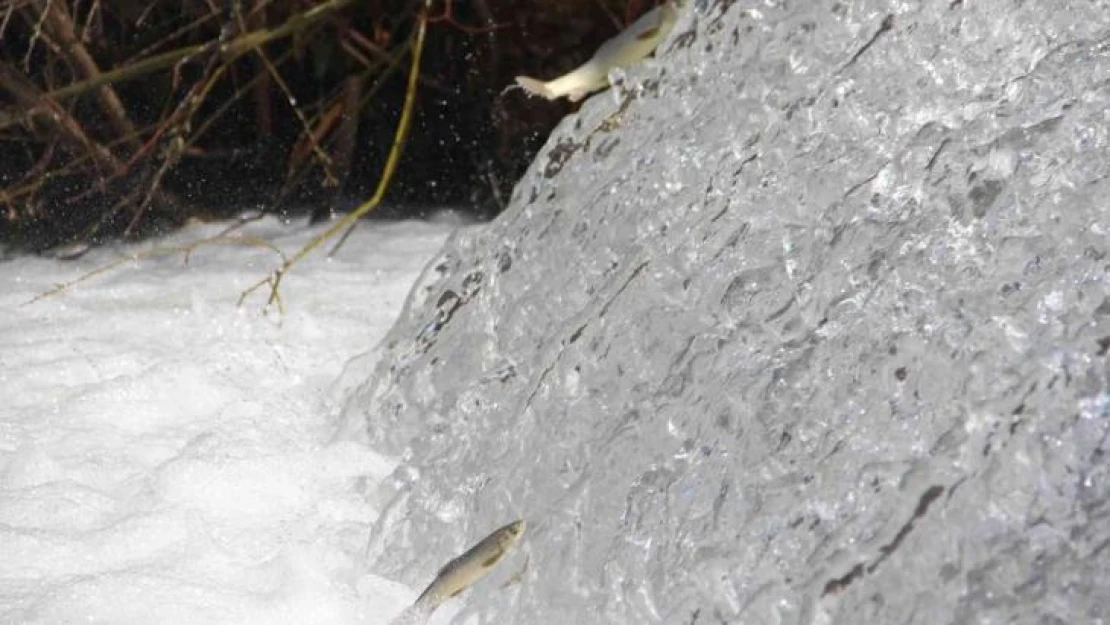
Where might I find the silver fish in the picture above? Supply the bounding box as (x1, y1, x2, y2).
(389, 520, 526, 625)
(514, 1, 680, 102)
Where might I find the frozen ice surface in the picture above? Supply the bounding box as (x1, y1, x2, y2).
(0, 216, 457, 623)
(343, 2, 1110, 624)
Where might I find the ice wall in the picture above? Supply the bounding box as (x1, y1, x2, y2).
(342, 1, 1110, 622)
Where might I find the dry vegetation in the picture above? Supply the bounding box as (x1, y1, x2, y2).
(0, 0, 651, 252)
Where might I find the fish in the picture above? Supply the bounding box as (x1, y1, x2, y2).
(514, 1, 680, 102)
(388, 520, 526, 625)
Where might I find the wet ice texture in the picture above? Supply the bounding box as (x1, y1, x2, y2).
(344, 1, 1110, 623)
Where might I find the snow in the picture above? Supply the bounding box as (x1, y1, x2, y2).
(0, 216, 462, 624)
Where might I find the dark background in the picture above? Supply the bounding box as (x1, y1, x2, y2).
(0, 0, 657, 250)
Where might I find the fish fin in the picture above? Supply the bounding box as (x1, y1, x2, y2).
(481, 554, 500, 568)
(387, 603, 432, 625)
(567, 88, 588, 103)
(501, 555, 530, 589)
(515, 76, 557, 100)
(635, 26, 660, 41)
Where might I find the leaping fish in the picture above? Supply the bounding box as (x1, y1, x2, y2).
(388, 520, 526, 625)
(514, 1, 680, 102)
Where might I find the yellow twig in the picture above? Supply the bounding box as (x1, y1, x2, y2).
(238, 2, 431, 312)
(24, 212, 279, 306)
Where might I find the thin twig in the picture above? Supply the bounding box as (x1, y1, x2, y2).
(0, 0, 358, 132)
(251, 31, 339, 186)
(24, 225, 285, 307)
(238, 0, 432, 311)
(1, 0, 19, 40)
(428, 0, 508, 34)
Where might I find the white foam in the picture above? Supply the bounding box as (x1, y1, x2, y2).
(0, 216, 458, 624)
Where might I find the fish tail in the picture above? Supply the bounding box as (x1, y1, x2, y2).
(515, 76, 556, 100)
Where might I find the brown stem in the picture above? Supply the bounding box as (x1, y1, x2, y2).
(34, 0, 140, 150)
(0, 62, 121, 177)
(326, 73, 364, 209)
(0, 0, 358, 132)
(247, 0, 273, 137)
